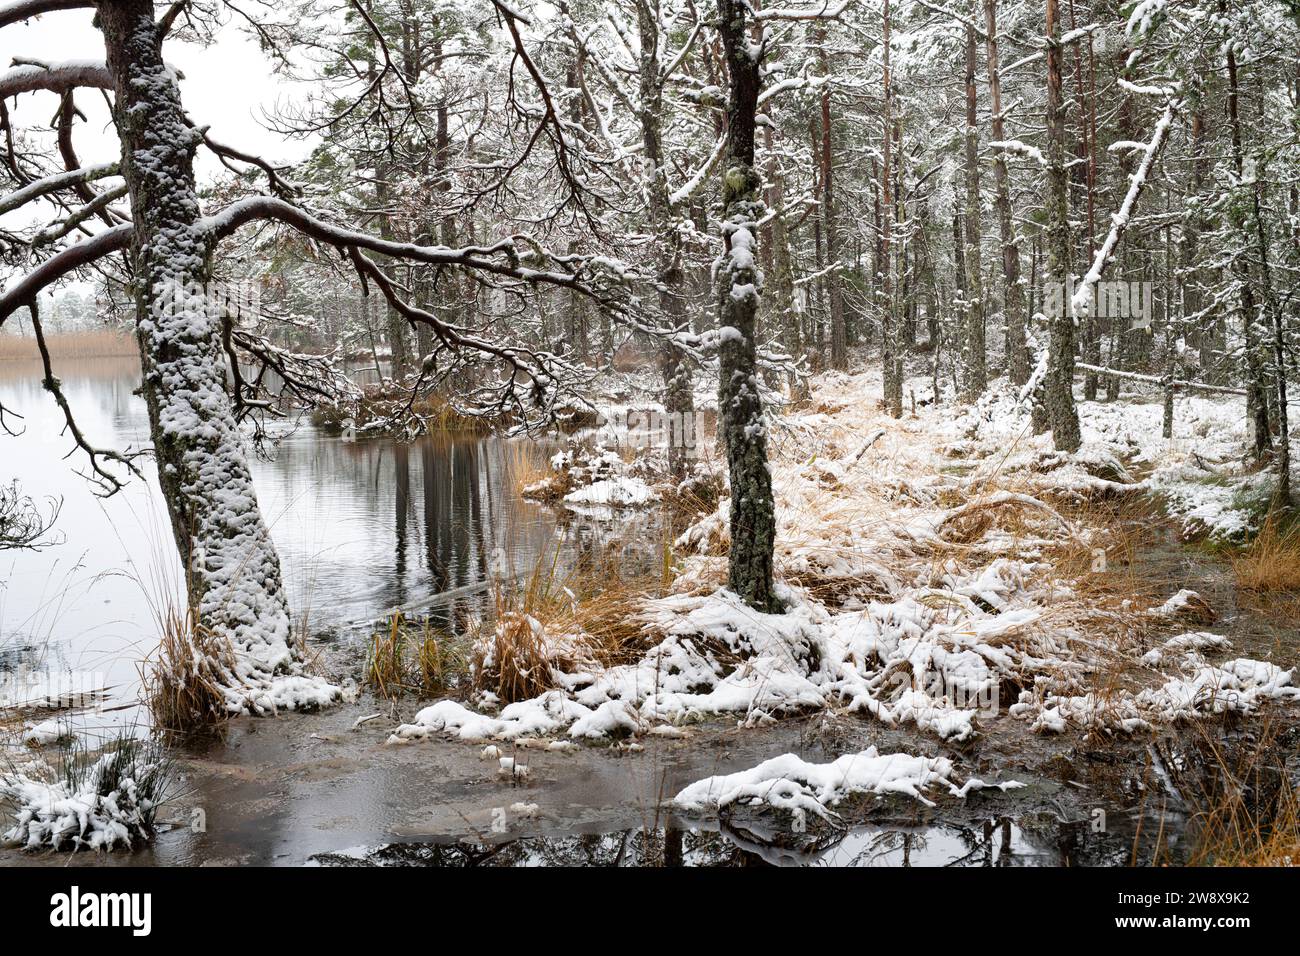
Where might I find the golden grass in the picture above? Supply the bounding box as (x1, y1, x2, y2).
(407, 392, 494, 433)
(364, 612, 470, 699)
(471, 545, 652, 703)
(505, 440, 563, 499)
(1193, 784, 1300, 866)
(1154, 719, 1300, 867)
(0, 329, 137, 360)
(1233, 514, 1300, 595)
(935, 494, 1069, 546)
(139, 606, 235, 736)
(313, 387, 495, 435)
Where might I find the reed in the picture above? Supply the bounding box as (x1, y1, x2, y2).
(0, 330, 137, 360)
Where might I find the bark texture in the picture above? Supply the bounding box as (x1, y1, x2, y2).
(98, 0, 308, 697)
(1044, 0, 1081, 452)
(716, 0, 779, 613)
(636, 0, 695, 480)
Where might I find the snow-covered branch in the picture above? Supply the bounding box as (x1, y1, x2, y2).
(0, 60, 112, 97)
(0, 0, 92, 29)
(1069, 97, 1179, 317)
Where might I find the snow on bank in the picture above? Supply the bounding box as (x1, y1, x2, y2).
(673, 748, 1024, 820)
(946, 383, 1284, 540)
(225, 672, 341, 716)
(524, 446, 664, 516)
(390, 369, 1296, 751)
(1016, 653, 1300, 734)
(1, 751, 163, 852)
(564, 476, 657, 507)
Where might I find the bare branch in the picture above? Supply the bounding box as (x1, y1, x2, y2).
(29, 301, 145, 496)
(0, 160, 117, 215)
(0, 0, 92, 30)
(0, 60, 112, 97)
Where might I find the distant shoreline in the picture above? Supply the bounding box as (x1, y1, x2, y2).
(0, 330, 138, 361)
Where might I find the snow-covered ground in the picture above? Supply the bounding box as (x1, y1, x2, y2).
(389, 370, 1299, 815)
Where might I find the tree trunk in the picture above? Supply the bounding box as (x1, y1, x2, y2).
(98, 0, 308, 696)
(962, 24, 986, 400)
(1068, 0, 1098, 401)
(716, 0, 779, 612)
(1225, 40, 1272, 459)
(984, 0, 1029, 386)
(1044, 0, 1081, 451)
(636, 0, 695, 481)
(764, 126, 805, 401)
(818, 29, 847, 370)
(880, 0, 902, 416)
(1180, 110, 1214, 382)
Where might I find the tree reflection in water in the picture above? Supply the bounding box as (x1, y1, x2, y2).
(311, 813, 1059, 868)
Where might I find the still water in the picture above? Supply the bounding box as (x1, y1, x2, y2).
(0, 356, 612, 727)
(0, 357, 1209, 868)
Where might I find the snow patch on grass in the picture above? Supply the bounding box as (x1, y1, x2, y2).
(1, 739, 172, 852)
(673, 747, 1024, 820)
(389, 369, 1296, 750)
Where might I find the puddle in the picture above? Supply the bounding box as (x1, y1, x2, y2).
(311, 817, 1092, 867)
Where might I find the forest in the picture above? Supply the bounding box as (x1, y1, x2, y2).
(0, 0, 1298, 881)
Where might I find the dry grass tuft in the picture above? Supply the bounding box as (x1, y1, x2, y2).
(139, 606, 235, 736)
(936, 495, 1065, 545)
(1233, 514, 1300, 595)
(0, 329, 137, 360)
(506, 441, 566, 500)
(471, 546, 652, 703)
(364, 612, 469, 699)
(1154, 720, 1300, 866)
(472, 609, 582, 704)
(312, 388, 495, 435)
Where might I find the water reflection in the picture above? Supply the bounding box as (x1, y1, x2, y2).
(0, 356, 641, 722)
(311, 816, 1070, 867)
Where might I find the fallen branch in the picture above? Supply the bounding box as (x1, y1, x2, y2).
(1074, 362, 1246, 397)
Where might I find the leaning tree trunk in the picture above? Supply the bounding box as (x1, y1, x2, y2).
(716, 0, 780, 613)
(1044, 0, 1081, 451)
(98, 0, 305, 695)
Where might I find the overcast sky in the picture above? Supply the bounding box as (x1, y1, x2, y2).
(1, 6, 312, 188)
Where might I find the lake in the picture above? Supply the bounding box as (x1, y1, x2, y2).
(0, 355, 588, 730)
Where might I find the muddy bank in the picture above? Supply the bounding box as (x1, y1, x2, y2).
(6, 683, 1291, 866)
(6, 480, 1299, 867)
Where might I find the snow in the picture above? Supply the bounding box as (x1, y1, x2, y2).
(989, 140, 1046, 167)
(389, 367, 1297, 754)
(21, 718, 70, 746)
(1, 752, 159, 852)
(673, 747, 1023, 819)
(563, 476, 656, 506)
(1140, 631, 1228, 667)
